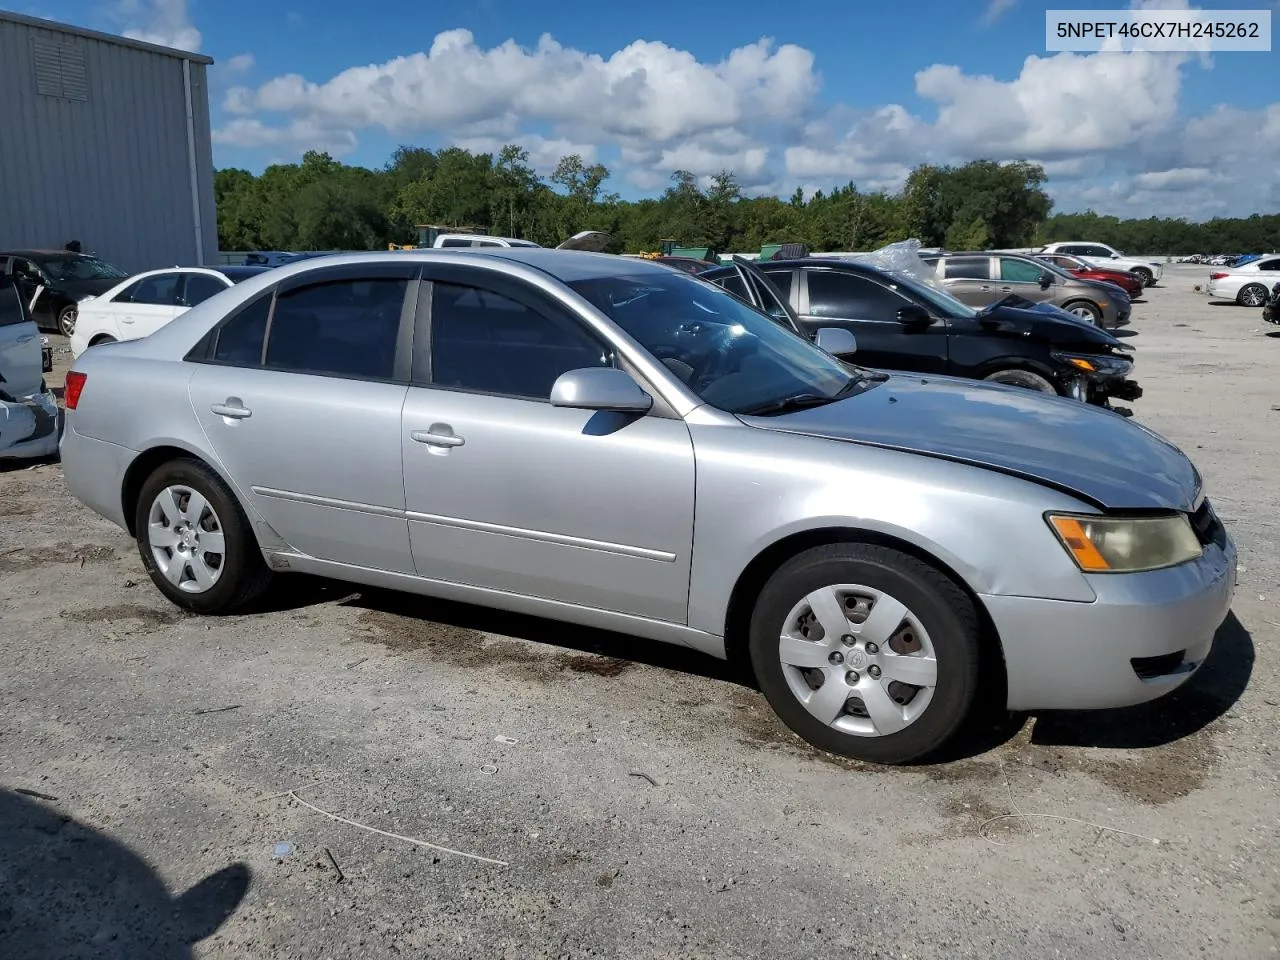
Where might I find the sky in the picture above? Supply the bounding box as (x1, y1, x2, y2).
(17, 0, 1280, 220)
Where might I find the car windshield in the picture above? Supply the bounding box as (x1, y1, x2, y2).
(568, 270, 863, 415)
(882, 270, 979, 319)
(38, 255, 128, 282)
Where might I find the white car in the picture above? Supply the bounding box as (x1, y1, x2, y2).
(1038, 242, 1164, 287)
(70, 266, 269, 358)
(1204, 254, 1280, 306)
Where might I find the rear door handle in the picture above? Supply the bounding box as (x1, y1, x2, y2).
(411, 428, 464, 448)
(211, 397, 252, 419)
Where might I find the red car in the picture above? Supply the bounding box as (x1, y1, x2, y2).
(1036, 254, 1145, 299)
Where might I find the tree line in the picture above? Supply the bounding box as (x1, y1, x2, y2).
(213, 145, 1279, 257)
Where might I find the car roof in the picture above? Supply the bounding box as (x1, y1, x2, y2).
(2, 249, 97, 259)
(434, 247, 679, 282)
(702, 257, 883, 275)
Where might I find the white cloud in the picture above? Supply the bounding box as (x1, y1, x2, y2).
(225, 53, 254, 74)
(212, 118, 358, 157)
(982, 0, 1018, 25)
(217, 29, 815, 186)
(115, 0, 201, 52)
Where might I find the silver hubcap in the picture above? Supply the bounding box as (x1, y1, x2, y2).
(61, 308, 76, 335)
(1242, 287, 1265, 306)
(1068, 305, 1096, 320)
(779, 584, 938, 737)
(147, 485, 226, 594)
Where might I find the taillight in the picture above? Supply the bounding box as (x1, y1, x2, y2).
(64, 371, 87, 410)
(1210, 272, 1228, 280)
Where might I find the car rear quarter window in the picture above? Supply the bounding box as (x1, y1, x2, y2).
(427, 282, 611, 400)
(805, 270, 910, 319)
(183, 273, 229, 307)
(263, 277, 407, 381)
(943, 257, 991, 281)
(211, 294, 271, 365)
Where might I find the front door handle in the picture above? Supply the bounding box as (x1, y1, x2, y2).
(411, 427, 464, 448)
(211, 397, 252, 419)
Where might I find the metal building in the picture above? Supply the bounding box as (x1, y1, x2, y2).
(0, 11, 217, 272)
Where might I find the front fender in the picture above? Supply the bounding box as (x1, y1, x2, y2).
(685, 422, 1098, 638)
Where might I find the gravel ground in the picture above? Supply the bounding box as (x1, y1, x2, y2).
(2, 264, 1278, 959)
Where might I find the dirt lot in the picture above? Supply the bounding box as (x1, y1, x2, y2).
(2, 264, 1278, 959)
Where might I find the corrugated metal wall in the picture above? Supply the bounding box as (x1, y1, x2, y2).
(0, 16, 218, 273)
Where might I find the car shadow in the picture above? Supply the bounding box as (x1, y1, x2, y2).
(336, 586, 750, 686)
(1113, 328, 1139, 338)
(1265, 331, 1280, 339)
(0, 788, 250, 958)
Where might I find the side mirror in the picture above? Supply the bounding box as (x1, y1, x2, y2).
(895, 304, 932, 325)
(814, 327, 857, 355)
(550, 367, 652, 413)
(1039, 273, 1054, 289)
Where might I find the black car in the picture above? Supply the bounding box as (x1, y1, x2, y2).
(0, 249, 131, 336)
(702, 256, 1142, 412)
(1264, 282, 1280, 326)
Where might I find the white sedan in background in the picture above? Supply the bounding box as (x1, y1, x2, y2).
(69, 265, 269, 358)
(1204, 255, 1280, 307)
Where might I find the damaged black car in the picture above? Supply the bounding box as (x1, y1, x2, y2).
(702, 256, 1142, 415)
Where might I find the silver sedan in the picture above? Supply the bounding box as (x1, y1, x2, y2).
(59, 251, 1237, 764)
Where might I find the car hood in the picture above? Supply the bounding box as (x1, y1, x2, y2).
(977, 301, 1130, 348)
(57, 278, 121, 299)
(740, 374, 1199, 511)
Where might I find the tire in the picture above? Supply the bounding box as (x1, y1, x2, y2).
(982, 369, 1056, 393)
(1238, 284, 1269, 308)
(748, 543, 981, 764)
(134, 457, 273, 614)
(1062, 300, 1102, 325)
(88, 334, 117, 349)
(1131, 267, 1153, 287)
(57, 304, 77, 338)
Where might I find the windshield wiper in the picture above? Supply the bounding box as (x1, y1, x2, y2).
(739, 375, 867, 416)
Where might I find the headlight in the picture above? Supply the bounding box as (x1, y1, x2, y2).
(1047, 513, 1202, 573)
(1050, 351, 1133, 377)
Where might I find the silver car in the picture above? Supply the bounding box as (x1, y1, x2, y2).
(58, 251, 1237, 764)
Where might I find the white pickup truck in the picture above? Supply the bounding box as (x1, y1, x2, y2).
(1038, 242, 1164, 287)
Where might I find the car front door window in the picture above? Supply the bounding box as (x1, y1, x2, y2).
(806, 270, 911, 319)
(427, 281, 612, 399)
(999, 258, 1044, 284)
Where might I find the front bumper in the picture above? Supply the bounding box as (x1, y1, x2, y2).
(983, 522, 1236, 711)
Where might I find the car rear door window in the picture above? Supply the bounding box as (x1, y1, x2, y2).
(806, 270, 910, 319)
(210, 294, 271, 365)
(1256, 258, 1280, 271)
(944, 258, 991, 280)
(182, 273, 229, 307)
(428, 282, 611, 400)
(999, 258, 1043, 283)
(264, 277, 407, 381)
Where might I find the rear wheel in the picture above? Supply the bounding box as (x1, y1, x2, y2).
(982, 368, 1056, 394)
(1238, 284, 1269, 308)
(88, 334, 117, 348)
(134, 458, 272, 614)
(748, 543, 981, 764)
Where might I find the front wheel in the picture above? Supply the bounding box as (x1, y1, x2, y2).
(1062, 300, 1102, 324)
(58, 305, 77, 337)
(1131, 268, 1154, 287)
(982, 368, 1056, 393)
(748, 544, 981, 764)
(1238, 284, 1269, 308)
(134, 458, 273, 614)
